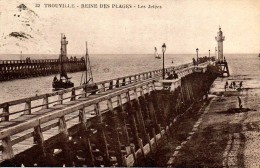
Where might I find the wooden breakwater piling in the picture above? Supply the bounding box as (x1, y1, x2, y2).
(0, 61, 219, 167)
(0, 59, 85, 81)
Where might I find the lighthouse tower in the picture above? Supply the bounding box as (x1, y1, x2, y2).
(59, 34, 69, 79)
(215, 27, 229, 77)
(215, 27, 225, 61)
(60, 34, 68, 62)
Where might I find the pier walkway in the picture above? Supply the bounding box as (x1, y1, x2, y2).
(0, 61, 211, 166)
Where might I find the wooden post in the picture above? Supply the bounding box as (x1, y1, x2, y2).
(122, 78, 126, 86)
(2, 103, 9, 121)
(133, 89, 150, 144)
(187, 78, 192, 101)
(130, 143, 137, 165)
(148, 95, 159, 127)
(152, 128, 158, 150)
(58, 93, 63, 105)
(140, 88, 151, 120)
(182, 80, 188, 103)
(71, 88, 76, 101)
(100, 83, 105, 92)
(82, 84, 87, 97)
(109, 81, 113, 90)
(2, 136, 14, 160)
(116, 80, 120, 88)
(117, 95, 130, 145)
(94, 103, 110, 166)
(125, 92, 139, 146)
(58, 116, 74, 166)
(138, 138, 145, 159)
(42, 95, 49, 109)
(79, 108, 95, 166)
(107, 98, 124, 166)
(33, 125, 44, 144)
(187, 79, 191, 101)
(33, 125, 46, 156)
(180, 85, 185, 104)
(149, 91, 161, 132)
(24, 100, 31, 114)
(188, 79, 194, 100)
(147, 134, 153, 154)
(183, 79, 189, 102)
(58, 116, 68, 136)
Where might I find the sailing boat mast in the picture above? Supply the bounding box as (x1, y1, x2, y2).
(154, 47, 160, 59)
(84, 41, 93, 84)
(20, 51, 22, 60)
(85, 42, 88, 84)
(154, 47, 157, 58)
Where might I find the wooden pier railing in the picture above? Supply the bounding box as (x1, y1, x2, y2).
(0, 61, 210, 166)
(0, 62, 196, 121)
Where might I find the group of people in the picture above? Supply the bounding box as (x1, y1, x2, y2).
(166, 70, 178, 80)
(25, 57, 31, 62)
(69, 56, 81, 61)
(53, 75, 72, 84)
(217, 57, 227, 64)
(192, 56, 215, 66)
(224, 81, 244, 110)
(62, 56, 85, 61)
(224, 81, 243, 91)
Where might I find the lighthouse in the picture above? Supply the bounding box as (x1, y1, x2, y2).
(60, 34, 68, 62)
(215, 27, 225, 61)
(215, 27, 230, 77)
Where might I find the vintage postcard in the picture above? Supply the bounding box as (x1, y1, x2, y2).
(0, 0, 259, 167)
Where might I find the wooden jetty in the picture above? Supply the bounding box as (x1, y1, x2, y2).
(0, 60, 217, 167)
(0, 59, 85, 81)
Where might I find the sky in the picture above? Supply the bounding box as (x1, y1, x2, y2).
(0, 0, 259, 54)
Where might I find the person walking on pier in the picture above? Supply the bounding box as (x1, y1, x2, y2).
(239, 81, 243, 88)
(192, 58, 196, 66)
(229, 82, 233, 89)
(233, 81, 236, 89)
(237, 96, 242, 110)
(225, 81, 228, 91)
(173, 71, 178, 79)
(53, 75, 58, 82)
(166, 72, 174, 80)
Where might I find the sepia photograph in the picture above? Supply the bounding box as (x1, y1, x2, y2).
(0, 0, 259, 167)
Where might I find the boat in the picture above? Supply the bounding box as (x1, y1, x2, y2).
(154, 47, 161, 59)
(80, 41, 97, 95)
(81, 41, 94, 86)
(52, 34, 74, 90)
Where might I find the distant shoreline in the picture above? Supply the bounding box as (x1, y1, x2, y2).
(0, 53, 258, 55)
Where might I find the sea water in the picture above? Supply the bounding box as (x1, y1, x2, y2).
(0, 54, 259, 103)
